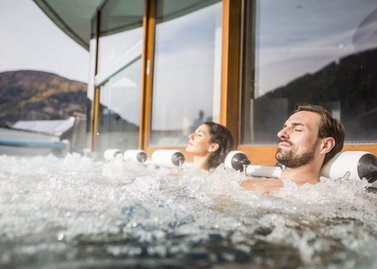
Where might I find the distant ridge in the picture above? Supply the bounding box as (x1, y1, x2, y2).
(257, 47, 377, 141)
(0, 70, 88, 126)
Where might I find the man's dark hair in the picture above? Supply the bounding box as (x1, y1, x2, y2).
(294, 104, 345, 165)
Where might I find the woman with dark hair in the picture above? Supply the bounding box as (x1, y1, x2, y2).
(185, 122, 234, 171)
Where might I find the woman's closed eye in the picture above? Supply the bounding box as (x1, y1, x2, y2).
(195, 130, 206, 137)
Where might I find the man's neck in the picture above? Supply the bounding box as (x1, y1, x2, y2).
(281, 165, 321, 185)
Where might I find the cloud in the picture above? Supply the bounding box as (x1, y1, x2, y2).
(0, 0, 89, 82)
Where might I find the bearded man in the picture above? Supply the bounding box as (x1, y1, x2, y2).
(241, 104, 345, 193)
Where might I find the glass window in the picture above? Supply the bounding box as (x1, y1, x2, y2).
(241, 0, 377, 144)
(150, 0, 222, 146)
(97, 0, 143, 74)
(97, 60, 142, 152)
(94, 0, 143, 152)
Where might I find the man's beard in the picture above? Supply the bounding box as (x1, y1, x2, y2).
(275, 139, 319, 168)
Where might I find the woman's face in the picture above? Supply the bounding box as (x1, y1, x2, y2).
(186, 124, 216, 156)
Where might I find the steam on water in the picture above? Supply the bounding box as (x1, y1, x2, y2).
(1, 153, 377, 268)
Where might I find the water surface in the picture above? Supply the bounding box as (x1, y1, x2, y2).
(1, 154, 377, 268)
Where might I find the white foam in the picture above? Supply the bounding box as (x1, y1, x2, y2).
(1, 154, 377, 268)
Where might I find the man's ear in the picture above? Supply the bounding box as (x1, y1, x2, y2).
(320, 137, 335, 154)
(208, 143, 220, 153)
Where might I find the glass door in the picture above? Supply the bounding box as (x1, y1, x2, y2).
(149, 0, 223, 147)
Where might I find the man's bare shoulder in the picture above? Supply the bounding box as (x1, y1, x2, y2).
(241, 177, 284, 194)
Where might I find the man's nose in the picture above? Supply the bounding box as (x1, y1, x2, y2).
(277, 127, 288, 139)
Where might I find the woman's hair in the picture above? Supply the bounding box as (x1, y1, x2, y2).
(294, 104, 345, 166)
(204, 122, 234, 169)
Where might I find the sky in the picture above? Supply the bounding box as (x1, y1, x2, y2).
(0, 0, 89, 83)
(254, 0, 377, 96)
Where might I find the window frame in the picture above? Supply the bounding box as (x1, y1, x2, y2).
(91, 0, 377, 164)
(236, 0, 377, 165)
(141, 0, 236, 160)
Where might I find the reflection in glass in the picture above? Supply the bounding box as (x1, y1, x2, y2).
(150, 1, 222, 146)
(94, 0, 143, 152)
(97, 0, 143, 74)
(241, 0, 377, 144)
(97, 60, 142, 152)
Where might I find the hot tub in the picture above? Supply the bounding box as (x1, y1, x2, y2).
(1, 153, 376, 268)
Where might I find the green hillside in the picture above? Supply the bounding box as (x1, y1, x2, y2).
(0, 70, 88, 125)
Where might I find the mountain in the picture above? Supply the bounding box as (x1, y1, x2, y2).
(257, 48, 377, 141)
(0, 70, 88, 126)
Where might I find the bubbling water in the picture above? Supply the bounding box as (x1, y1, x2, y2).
(1, 153, 377, 269)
